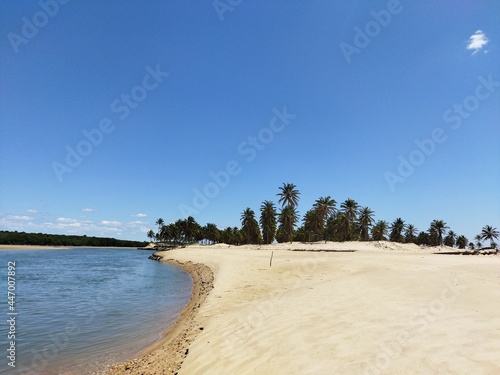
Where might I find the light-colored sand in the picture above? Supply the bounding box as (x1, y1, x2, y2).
(0, 245, 70, 250)
(0, 245, 148, 250)
(113, 241, 500, 375)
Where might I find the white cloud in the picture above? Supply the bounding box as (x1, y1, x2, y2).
(57, 217, 78, 223)
(26, 209, 38, 214)
(0, 213, 138, 240)
(48, 219, 122, 236)
(101, 220, 122, 226)
(466, 30, 489, 54)
(130, 213, 147, 217)
(127, 220, 147, 226)
(123, 221, 150, 237)
(0, 215, 35, 231)
(82, 208, 95, 212)
(8, 215, 33, 221)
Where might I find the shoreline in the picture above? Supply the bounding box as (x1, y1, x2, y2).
(108, 253, 214, 374)
(0, 244, 70, 250)
(0, 245, 151, 250)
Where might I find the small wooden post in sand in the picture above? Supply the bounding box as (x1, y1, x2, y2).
(270, 251, 274, 267)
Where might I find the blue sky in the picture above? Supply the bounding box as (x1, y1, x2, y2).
(1, 1, 499, 242)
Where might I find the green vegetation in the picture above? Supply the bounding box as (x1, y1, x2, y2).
(260, 201, 277, 245)
(241, 208, 262, 244)
(277, 183, 300, 243)
(148, 183, 498, 251)
(0, 231, 148, 248)
(480, 225, 499, 248)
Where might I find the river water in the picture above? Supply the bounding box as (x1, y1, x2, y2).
(0, 248, 192, 374)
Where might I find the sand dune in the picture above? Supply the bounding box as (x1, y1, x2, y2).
(112, 242, 500, 374)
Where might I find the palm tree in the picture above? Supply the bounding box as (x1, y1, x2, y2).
(480, 225, 499, 248)
(303, 209, 321, 242)
(155, 217, 164, 230)
(160, 223, 176, 245)
(147, 229, 156, 244)
(241, 207, 255, 243)
(260, 201, 277, 244)
(430, 220, 449, 246)
(312, 196, 337, 242)
(277, 183, 300, 208)
(428, 227, 439, 246)
(278, 205, 299, 243)
(456, 235, 468, 249)
(222, 227, 234, 245)
(183, 216, 200, 243)
(371, 220, 389, 241)
(444, 230, 457, 247)
(358, 207, 375, 241)
(404, 224, 418, 243)
(233, 227, 243, 245)
(341, 198, 359, 222)
(326, 212, 346, 241)
(340, 198, 359, 240)
(155, 218, 164, 241)
(277, 183, 300, 242)
(389, 218, 406, 243)
(203, 223, 220, 244)
(416, 231, 430, 246)
(241, 208, 261, 244)
(474, 234, 482, 250)
(293, 225, 309, 242)
(222, 227, 242, 245)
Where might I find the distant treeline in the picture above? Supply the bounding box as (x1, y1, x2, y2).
(0, 231, 148, 248)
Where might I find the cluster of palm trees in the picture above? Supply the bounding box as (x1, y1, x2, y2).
(148, 183, 499, 250)
(148, 217, 202, 246)
(148, 217, 243, 246)
(473, 225, 499, 249)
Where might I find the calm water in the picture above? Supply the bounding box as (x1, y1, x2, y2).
(0, 248, 192, 375)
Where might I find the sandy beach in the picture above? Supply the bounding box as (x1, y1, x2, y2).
(0, 245, 148, 250)
(110, 241, 500, 374)
(0, 245, 70, 250)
